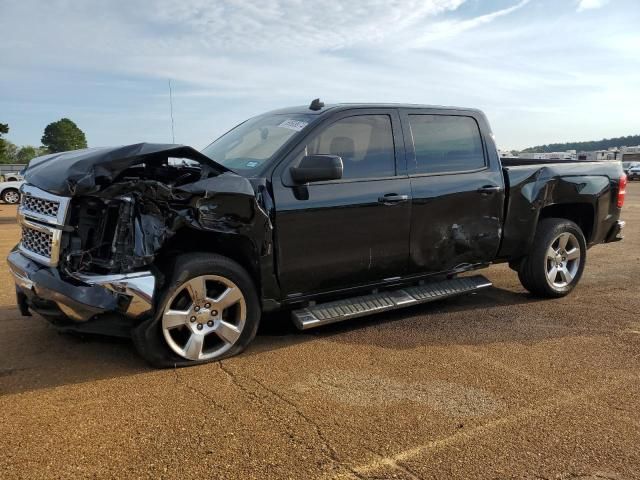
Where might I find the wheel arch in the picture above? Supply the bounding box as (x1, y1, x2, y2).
(538, 202, 595, 243)
(157, 227, 261, 291)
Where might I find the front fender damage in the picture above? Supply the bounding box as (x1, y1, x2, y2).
(20, 144, 275, 328)
(67, 173, 273, 278)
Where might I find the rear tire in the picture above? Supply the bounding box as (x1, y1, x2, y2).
(517, 218, 586, 298)
(133, 253, 261, 368)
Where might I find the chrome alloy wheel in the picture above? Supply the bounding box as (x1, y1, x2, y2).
(545, 232, 581, 289)
(161, 275, 247, 361)
(3, 190, 20, 204)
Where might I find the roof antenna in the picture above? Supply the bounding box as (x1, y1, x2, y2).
(168, 79, 176, 143)
(309, 98, 324, 111)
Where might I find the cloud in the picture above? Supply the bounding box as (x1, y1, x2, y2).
(576, 0, 609, 11)
(409, 0, 531, 47)
(106, 0, 470, 53)
(0, 0, 473, 89)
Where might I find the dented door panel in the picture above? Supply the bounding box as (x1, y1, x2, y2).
(408, 169, 504, 274)
(400, 108, 505, 275)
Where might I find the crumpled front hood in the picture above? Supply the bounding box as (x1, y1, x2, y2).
(25, 143, 231, 196)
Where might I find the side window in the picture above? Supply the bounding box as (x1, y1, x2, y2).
(299, 115, 396, 179)
(409, 115, 485, 174)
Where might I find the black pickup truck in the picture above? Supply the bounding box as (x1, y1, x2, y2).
(8, 101, 627, 367)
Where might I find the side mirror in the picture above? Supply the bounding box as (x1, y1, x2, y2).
(290, 155, 343, 184)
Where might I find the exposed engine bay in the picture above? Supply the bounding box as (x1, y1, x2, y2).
(64, 163, 201, 274)
(21, 144, 273, 278)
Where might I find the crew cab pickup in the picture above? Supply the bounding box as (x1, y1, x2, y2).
(8, 101, 627, 367)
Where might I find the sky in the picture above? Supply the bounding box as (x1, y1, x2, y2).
(1, 0, 639, 151)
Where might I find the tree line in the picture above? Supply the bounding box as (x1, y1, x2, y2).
(521, 134, 640, 153)
(0, 118, 88, 164)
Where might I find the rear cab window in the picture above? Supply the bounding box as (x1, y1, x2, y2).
(408, 114, 486, 174)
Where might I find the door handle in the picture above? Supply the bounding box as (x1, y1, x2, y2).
(477, 185, 502, 194)
(378, 194, 409, 204)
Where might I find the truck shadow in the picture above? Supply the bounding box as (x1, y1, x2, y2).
(0, 306, 147, 396)
(251, 285, 555, 352)
(0, 287, 560, 396)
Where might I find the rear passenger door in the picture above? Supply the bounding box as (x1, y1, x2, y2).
(272, 109, 411, 297)
(401, 110, 504, 274)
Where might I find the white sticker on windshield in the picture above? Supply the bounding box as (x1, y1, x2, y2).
(278, 119, 308, 132)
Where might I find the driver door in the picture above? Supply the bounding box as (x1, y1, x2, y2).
(272, 109, 411, 298)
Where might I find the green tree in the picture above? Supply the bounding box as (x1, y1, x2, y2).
(0, 122, 9, 161)
(16, 145, 46, 164)
(41, 118, 88, 153)
(522, 134, 640, 153)
(0, 140, 19, 164)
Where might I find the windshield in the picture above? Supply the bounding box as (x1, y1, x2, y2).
(202, 114, 314, 175)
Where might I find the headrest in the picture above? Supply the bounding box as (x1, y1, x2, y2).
(330, 136, 355, 161)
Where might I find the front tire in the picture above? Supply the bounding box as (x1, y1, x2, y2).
(133, 253, 261, 367)
(517, 218, 586, 298)
(2, 188, 20, 204)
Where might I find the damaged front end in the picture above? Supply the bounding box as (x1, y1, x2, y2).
(8, 143, 272, 333)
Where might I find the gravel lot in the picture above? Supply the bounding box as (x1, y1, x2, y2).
(1, 184, 639, 479)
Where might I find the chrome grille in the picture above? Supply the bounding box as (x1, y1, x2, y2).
(21, 225, 53, 258)
(22, 194, 60, 218)
(17, 185, 69, 267)
(18, 184, 70, 227)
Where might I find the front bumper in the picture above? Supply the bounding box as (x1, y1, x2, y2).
(8, 250, 156, 322)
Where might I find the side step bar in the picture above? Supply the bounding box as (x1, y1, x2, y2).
(292, 275, 492, 330)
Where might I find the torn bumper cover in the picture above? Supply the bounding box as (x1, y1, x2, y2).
(8, 250, 156, 322)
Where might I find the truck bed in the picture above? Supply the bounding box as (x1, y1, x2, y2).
(498, 159, 624, 261)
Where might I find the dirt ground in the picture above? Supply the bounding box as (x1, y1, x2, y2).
(0, 184, 639, 480)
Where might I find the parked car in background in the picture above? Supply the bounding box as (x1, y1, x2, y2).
(628, 164, 640, 181)
(622, 161, 638, 177)
(0, 180, 23, 204)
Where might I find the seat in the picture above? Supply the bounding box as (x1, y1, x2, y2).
(330, 136, 358, 178)
(329, 136, 355, 162)
(329, 128, 394, 179)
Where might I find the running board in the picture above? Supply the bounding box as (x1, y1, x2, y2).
(292, 275, 492, 330)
